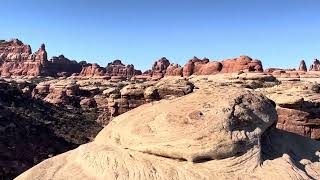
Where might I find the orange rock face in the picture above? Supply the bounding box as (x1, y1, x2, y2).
(181, 56, 262, 76)
(165, 64, 183, 76)
(220, 56, 263, 73)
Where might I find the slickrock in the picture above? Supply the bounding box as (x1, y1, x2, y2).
(16, 86, 320, 180)
(189, 72, 278, 90)
(154, 76, 194, 98)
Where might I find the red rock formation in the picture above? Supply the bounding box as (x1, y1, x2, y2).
(165, 64, 183, 76)
(0, 39, 47, 77)
(45, 55, 83, 77)
(80, 63, 106, 76)
(309, 59, 320, 71)
(0, 39, 85, 77)
(151, 57, 170, 77)
(182, 57, 209, 76)
(194, 61, 222, 75)
(220, 56, 263, 73)
(181, 56, 261, 76)
(105, 60, 141, 79)
(34, 44, 48, 64)
(298, 60, 307, 72)
(0, 39, 31, 61)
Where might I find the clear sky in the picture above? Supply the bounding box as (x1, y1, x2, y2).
(1, 0, 320, 70)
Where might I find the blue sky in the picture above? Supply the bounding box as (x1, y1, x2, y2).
(1, 0, 320, 70)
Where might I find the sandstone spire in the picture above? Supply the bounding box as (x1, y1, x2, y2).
(298, 59, 307, 71)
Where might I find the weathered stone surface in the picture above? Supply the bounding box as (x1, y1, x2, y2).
(263, 81, 320, 140)
(16, 86, 320, 180)
(155, 76, 194, 99)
